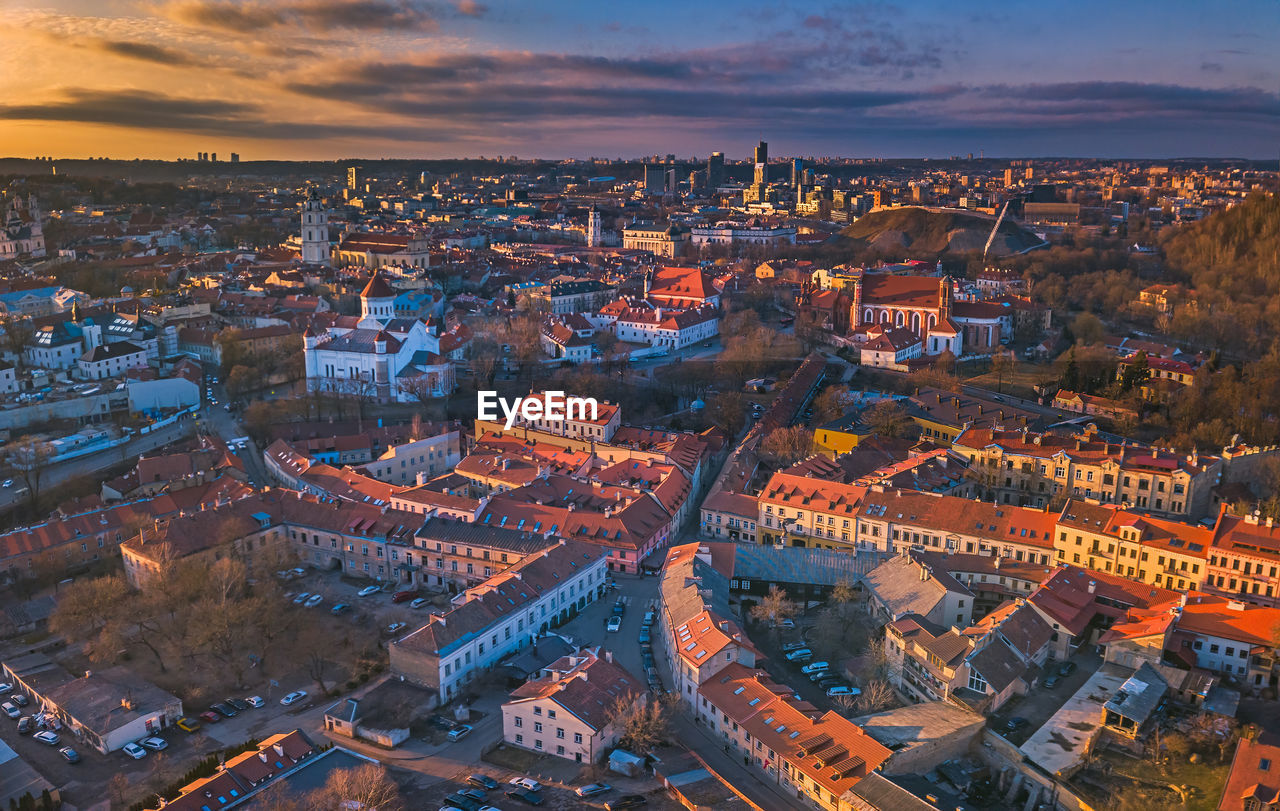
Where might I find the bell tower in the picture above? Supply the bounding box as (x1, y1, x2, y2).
(300, 189, 329, 265)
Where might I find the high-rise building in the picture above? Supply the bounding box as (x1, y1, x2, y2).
(348, 166, 360, 190)
(210, 153, 217, 162)
(664, 168, 678, 193)
(230, 153, 240, 163)
(642, 165, 664, 195)
(706, 152, 724, 190)
(1025, 166, 1035, 180)
(791, 158, 804, 187)
(1003, 168, 1015, 186)
(300, 189, 329, 265)
(753, 141, 768, 186)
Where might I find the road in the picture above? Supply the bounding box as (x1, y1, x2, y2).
(0, 419, 195, 514)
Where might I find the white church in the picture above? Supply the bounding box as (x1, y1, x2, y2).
(304, 272, 470, 403)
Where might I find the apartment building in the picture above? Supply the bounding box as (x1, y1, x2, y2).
(410, 516, 555, 591)
(1205, 511, 1280, 607)
(1054, 500, 1211, 591)
(954, 427, 1220, 519)
(390, 540, 608, 702)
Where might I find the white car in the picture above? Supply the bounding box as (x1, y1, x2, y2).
(139, 736, 168, 751)
(279, 690, 308, 706)
(122, 742, 147, 759)
(606, 616, 622, 633)
(827, 686, 861, 697)
(509, 777, 542, 791)
(800, 661, 830, 675)
(386, 622, 407, 634)
(784, 648, 813, 662)
(446, 724, 472, 741)
(1, 702, 19, 718)
(1, 480, 12, 488)
(292, 592, 310, 604)
(304, 594, 324, 608)
(409, 597, 430, 609)
(33, 731, 60, 746)
(357, 585, 381, 597)
(246, 696, 264, 708)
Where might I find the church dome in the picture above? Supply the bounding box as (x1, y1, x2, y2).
(361, 271, 395, 300)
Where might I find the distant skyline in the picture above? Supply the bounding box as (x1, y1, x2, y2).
(2, 0, 1279, 161)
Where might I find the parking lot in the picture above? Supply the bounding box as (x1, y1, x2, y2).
(404, 766, 686, 811)
(551, 571, 663, 696)
(991, 650, 1103, 746)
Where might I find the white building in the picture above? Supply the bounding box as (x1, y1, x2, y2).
(689, 220, 796, 247)
(390, 540, 609, 702)
(859, 325, 923, 371)
(0, 196, 45, 260)
(300, 190, 330, 265)
(501, 648, 643, 763)
(613, 305, 719, 351)
(304, 271, 467, 403)
(78, 340, 148, 380)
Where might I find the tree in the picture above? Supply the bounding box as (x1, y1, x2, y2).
(108, 773, 131, 809)
(749, 585, 798, 630)
(758, 425, 814, 467)
(707, 391, 746, 435)
(853, 679, 897, 713)
(466, 336, 501, 387)
(396, 374, 441, 406)
(863, 400, 914, 439)
(609, 694, 674, 754)
(1119, 350, 1151, 393)
(306, 763, 403, 811)
(1070, 311, 1107, 346)
(811, 385, 850, 424)
(990, 352, 1016, 394)
(226, 364, 260, 402)
(0, 314, 34, 367)
(10, 435, 53, 512)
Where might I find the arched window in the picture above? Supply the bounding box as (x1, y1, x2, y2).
(895, 311, 905, 327)
(911, 313, 921, 333)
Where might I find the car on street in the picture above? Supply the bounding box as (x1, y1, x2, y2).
(386, 622, 407, 635)
(304, 594, 323, 608)
(800, 661, 830, 674)
(576, 783, 612, 797)
(1, 480, 12, 488)
(1059, 661, 1077, 677)
(410, 597, 430, 609)
(16, 716, 32, 734)
(447, 724, 473, 741)
(247, 696, 264, 708)
(140, 736, 168, 751)
(784, 648, 813, 661)
(605, 796, 648, 810)
(198, 711, 221, 723)
(392, 590, 417, 603)
(777, 619, 796, 629)
(176, 716, 200, 732)
(637, 629, 650, 644)
(2, 702, 19, 719)
(11, 694, 28, 707)
(1006, 717, 1029, 733)
(59, 746, 80, 763)
(606, 616, 622, 633)
(33, 731, 60, 746)
(357, 585, 381, 597)
(280, 690, 308, 706)
(467, 775, 499, 791)
(331, 603, 351, 615)
(226, 697, 250, 712)
(1042, 674, 1062, 688)
(827, 686, 860, 697)
(210, 702, 237, 718)
(509, 778, 542, 791)
(292, 592, 310, 604)
(504, 788, 543, 806)
(0, 682, 11, 693)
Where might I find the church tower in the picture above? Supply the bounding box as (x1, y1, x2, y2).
(300, 189, 329, 265)
(586, 206, 602, 248)
(360, 270, 396, 324)
(848, 277, 863, 331)
(939, 275, 952, 321)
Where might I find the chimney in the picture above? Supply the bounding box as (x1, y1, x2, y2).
(1087, 580, 1096, 594)
(273, 744, 284, 757)
(258, 751, 269, 762)
(605, 650, 614, 663)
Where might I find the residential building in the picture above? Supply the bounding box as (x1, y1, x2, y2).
(501, 647, 643, 762)
(333, 231, 431, 268)
(863, 552, 974, 627)
(390, 540, 608, 701)
(77, 340, 147, 380)
(529, 280, 615, 314)
(1218, 729, 1280, 811)
(1206, 511, 1280, 607)
(1054, 500, 1211, 591)
(411, 516, 556, 591)
(858, 325, 922, 370)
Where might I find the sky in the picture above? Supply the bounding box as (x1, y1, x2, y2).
(1, 0, 1279, 161)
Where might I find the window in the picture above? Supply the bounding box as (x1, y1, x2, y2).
(534, 722, 543, 732)
(574, 733, 583, 743)
(514, 716, 522, 728)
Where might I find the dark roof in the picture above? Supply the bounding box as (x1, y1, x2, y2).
(82, 340, 144, 362)
(361, 271, 396, 299)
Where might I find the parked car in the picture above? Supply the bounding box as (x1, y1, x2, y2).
(1043, 674, 1062, 688)
(827, 686, 860, 697)
(292, 592, 310, 604)
(818, 678, 845, 690)
(386, 622, 407, 635)
(59, 746, 80, 763)
(410, 597, 431, 609)
(605, 796, 648, 810)
(33, 731, 60, 746)
(430, 715, 457, 731)
(280, 690, 308, 706)
(784, 648, 813, 662)
(331, 603, 351, 615)
(1006, 717, 1029, 733)
(808, 670, 835, 683)
(392, 590, 417, 603)
(457, 788, 486, 802)
(800, 661, 830, 675)
(139, 736, 168, 751)
(637, 630, 650, 645)
(198, 711, 221, 724)
(210, 702, 237, 718)
(226, 698, 250, 712)
(304, 594, 324, 608)
(606, 616, 622, 633)
(782, 641, 808, 652)
(122, 742, 147, 759)
(467, 775, 499, 791)
(16, 716, 32, 734)
(576, 783, 612, 797)
(509, 778, 542, 792)
(0, 682, 11, 693)
(444, 794, 481, 811)
(10, 694, 28, 707)
(777, 619, 796, 629)
(288, 567, 305, 578)
(1059, 661, 1077, 677)
(447, 724, 473, 741)
(176, 716, 200, 732)
(504, 788, 543, 806)
(246, 696, 264, 708)
(2, 702, 19, 719)
(357, 585, 381, 597)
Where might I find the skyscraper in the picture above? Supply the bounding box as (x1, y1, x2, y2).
(791, 158, 804, 187)
(707, 152, 725, 190)
(348, 166, 360, 190)
(753, 141, 768, 186)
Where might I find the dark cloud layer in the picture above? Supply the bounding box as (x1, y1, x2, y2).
(161, 0, 483, 33)
(90, 39, 201, 67)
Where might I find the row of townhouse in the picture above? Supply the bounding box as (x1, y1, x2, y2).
(656, 544, 894, 810)
(390, 540, 608, 702)
(953, 427, 1220, 520)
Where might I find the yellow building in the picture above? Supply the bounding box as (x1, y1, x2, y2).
(1054, 499, 1210, 592)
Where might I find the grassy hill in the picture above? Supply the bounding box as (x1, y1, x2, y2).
(838, 206, 1044, 256)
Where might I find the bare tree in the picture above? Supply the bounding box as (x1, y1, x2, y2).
(853, 679, 897, 713)
(758, 426, 815, 467)
(0, 314, 34, 367)
(608, 693, 673, 754)
(306, 763, 404, 811)
(863, 400, 914, 439)
(10, 435, 53, 512)
(108, 773, 131, 809)
(749, 585, 798, 640)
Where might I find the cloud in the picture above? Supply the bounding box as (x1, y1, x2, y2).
(88, 39, 202, 67)
(1201, 61, 1224, 73)
(455, 0, 487, 17)
(160, 0, 446, 32)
